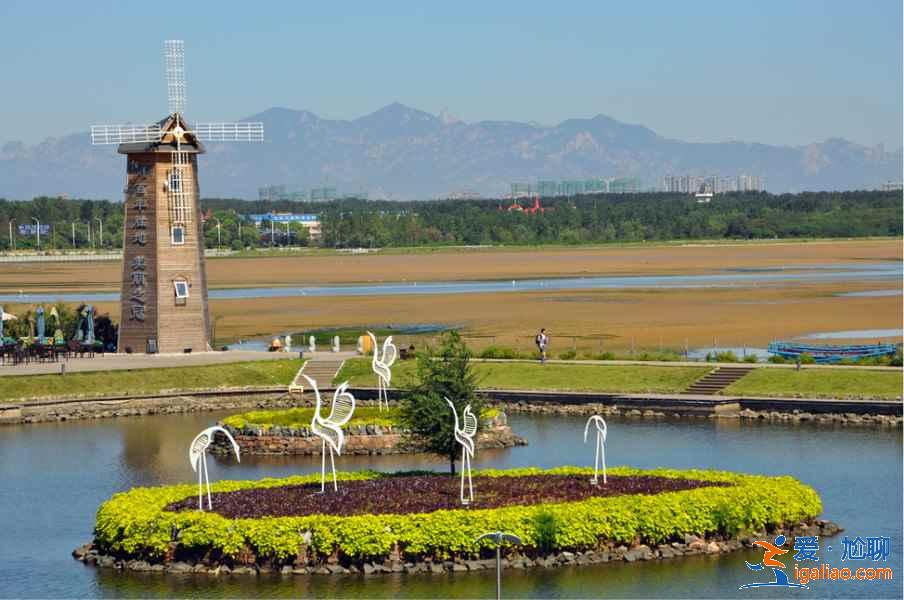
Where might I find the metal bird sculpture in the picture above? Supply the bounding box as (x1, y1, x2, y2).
(583, 415, 608, 485)
(302, 374, 356, 492)
(446, 397, 478, 505)
(367, 331, 397, 411)
(189, 425, 241, 510)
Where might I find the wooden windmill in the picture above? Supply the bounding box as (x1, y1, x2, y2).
(91, 40, 263, 354)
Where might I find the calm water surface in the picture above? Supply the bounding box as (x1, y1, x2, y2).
(0, 412, 900, 598)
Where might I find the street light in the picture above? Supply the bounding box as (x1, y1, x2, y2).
(31, 217, 40, 249)
(8, 218, 15, 251)
(475, 531, 522, 600)
(94, 217, 103, 249)
(214, 218, 221, 249)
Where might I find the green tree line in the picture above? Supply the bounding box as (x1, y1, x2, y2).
(0, 190, 899, 250)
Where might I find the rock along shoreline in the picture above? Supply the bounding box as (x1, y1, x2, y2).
(73, 519, 842, 577)
(214, 411, 525, 455)
(500, 401, 902, 427)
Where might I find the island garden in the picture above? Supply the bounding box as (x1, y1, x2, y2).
(75, 332, 838, 576)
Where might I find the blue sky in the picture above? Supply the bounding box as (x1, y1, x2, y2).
(1, 0, 901, 148)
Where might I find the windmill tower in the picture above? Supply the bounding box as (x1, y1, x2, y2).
(92, 40, 263, 354)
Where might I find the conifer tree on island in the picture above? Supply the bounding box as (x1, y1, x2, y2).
(399, 331, 484, 475)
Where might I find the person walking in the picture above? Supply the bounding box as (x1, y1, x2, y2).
(536, 328, 549, 363)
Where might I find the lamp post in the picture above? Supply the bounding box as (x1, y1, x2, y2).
(71, 222, 76, 248)
(8, 218, 15, 251)
(237, 220, 242, 247)
(475, 531, 522, 600)
(94, 217, 103, 249)
(31, 217, 40, 248)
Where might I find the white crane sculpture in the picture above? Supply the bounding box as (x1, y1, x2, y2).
(189, 426, 241, 510)
(583, 415, 608, 485)
(446, 397, 478, 505)
(367, 331, 397, 411)
(302, 374, 356, 492)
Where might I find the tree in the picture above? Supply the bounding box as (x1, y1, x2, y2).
(398, 331, 483, 475)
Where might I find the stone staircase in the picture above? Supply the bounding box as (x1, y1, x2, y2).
(289, 357, 346, 392)
(684, 366, 753, 395)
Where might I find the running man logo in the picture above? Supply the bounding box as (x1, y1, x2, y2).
(740, 534, 809, 590)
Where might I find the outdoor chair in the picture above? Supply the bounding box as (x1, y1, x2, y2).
(0, 344, 14, 365)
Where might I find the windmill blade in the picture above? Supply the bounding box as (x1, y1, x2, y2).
(191, 122, 264, 142)
(165, 40, 186, 114)
(91, 124, 163, 145)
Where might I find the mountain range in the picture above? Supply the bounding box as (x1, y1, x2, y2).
(1, 102, 901, 200)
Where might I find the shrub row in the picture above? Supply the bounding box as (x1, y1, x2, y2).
(93, 467, 821, 564)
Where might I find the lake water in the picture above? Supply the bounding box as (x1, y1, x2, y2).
(0, 262, 899, 304)
(0, 411, 900, 598)
(798, 329, 903, 340)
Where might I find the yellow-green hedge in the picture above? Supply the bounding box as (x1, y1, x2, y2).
(93, 467, 821, 562)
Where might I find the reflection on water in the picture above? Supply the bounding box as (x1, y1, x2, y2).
(0, 411, 900, 598)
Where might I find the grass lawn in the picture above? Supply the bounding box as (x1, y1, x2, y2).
(724, 368, 903, 400)
(334, 358, 708, 394)
(1, 359, 304, 403)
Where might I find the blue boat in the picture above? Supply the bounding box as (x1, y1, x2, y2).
(768, 341, 898, 363)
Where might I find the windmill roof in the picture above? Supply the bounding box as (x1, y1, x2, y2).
(117, 113, 206, 155)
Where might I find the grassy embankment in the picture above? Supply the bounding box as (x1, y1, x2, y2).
(723, 368, 903, 400)
(336, 358, 903, 400)
(334, 358, 708, 394)
(0, 359, 303, 403)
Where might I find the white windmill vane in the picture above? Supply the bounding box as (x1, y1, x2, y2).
(303, 374, 357, 492)
(91, 40, 263, 148)
(583, 415, 608, 485)
(189, 426, 241, 511)
(446, 397, 478, 505)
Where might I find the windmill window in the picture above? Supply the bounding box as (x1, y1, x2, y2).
(174, 280, 189, 301)
(171, 224, 185, 245)
(169, 170, 182, 192)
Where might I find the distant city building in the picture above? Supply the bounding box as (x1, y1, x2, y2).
(258, 184, 307, 202)
(509, 177, 640, 198)
(258, 184, 366, 202)
(880, 181, 903, 192)
(246, 212, 322, 239)
(443, 190, 483, 200)
(663, 173, 764, 194)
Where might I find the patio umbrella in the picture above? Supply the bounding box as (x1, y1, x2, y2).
(36, 307, 45, 342)
(0, 307, 15, 340)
